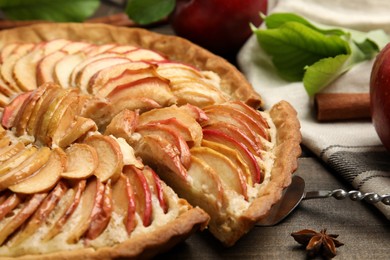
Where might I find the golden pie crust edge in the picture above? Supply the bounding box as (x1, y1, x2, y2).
(0, 22, 263, 108)
(0, 23, 301, 251)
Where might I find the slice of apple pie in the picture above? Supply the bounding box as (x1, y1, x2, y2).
(0, 23, 301, 258)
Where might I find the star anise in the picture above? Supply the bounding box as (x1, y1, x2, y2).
(291, 228, 344, 259)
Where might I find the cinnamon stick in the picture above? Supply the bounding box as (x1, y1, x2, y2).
(315, 93, 371, 122)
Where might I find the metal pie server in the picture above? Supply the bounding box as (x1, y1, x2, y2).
(256, 175, 390, 226)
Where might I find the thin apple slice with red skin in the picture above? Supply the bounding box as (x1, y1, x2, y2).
(14, 86, 49, 136)
(135, 135, 188, 180)
(172, 88, 221, 107)
(75, 57, 131, 92)
(51, 100, 79, 147)
(95, 67, 160, 97)
(26, 84, 60, 137)
(69, 53, 122, 87)
(66, 177, 103, 243)
(112, 97, 162, 115)
(123, 48, 166, 62)
(43, 180, 86, 241)
(224, 100, 270, 129)
(104, 109, 139, 143)
(61, 41, 91, 54)
(155, 61, 203, 78)
(143, 166, 168, 214)
(136, 124, 191, 168)
(85, 179, 113, 240)
(201, 139, 253, 187)
(138, 105, 203, 147)
(201, 107, 262, 149)
(203, 105, 269, 142)
(8, 181, 68, 246)
(202, 129, 262, 184)
(178, 103, 209, 123)
(107, 45, 138, 54)
(0, 43, 18, 63)
(124, 165, 153, 227)
(112, 173, 137, 235)
(0, 77, 16, 97)
(0, 193, 23, 222)
(0, 146, 38, 175)
(0, 192, 47, 245)
(88, 61, 152, 94)
(84, 134, 124, 183)
(0, 141, 25, 162)
(204, 122, 263, 156)
(190, 146, 248, 200)
(85, 43, 117, 57)
(0, 146, 51, 191)
(36, 50, 67, 86)
(62, 143, 98, 179)
(9, 148, 67, 194)
(57, 116, 97, 148)
(54, 52, 86, 88)
(1, 92, 31, 129)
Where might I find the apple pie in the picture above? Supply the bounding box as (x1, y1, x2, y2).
(0, 23, 301, 258)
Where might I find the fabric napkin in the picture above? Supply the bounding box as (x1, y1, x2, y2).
(237, 0, 390, 220)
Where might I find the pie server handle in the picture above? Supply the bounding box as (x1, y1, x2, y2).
(304, 189, 390, 205)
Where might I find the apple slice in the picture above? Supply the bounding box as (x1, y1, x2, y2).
(1, 43, 35, 92)
(46, 90, 80, 146)
(84, 134, 124, 183)
(104, 109, 139, 143)
(85, 43, 117, 57)
(43, 180, 86, 241)
(75, 56, 131, 92)
(0, 43, 18, 63)
(137, 105, 203, 147)
(51, 98, 79, 147)
(66, 177, 103, 243)
(26, 84, 60, 137)
(136, 123, 191, 168)
(61, 143, 98, 179)
(0, 92, 10, 107)
(107, 45, 138, 54)
(0, 141, 25, 162)
(224, 100, 269, 129)
(155, 61, 203, 78)
(112, 173, 137, 234)
(203, 105, 268, 142)
(9, 148, 66, 194)
(95, 67, 160, 97)
(8, 181, 68, 246)
(186, 155, 226, 211)
(0, 192, 47, 246)
(190, 146, 248, 199)
(111, 97, 162, 115)
(54, 52, 86, 88)
(79, 96, 113, 128)
(0, 146, 51, 191)
(36, 88, 71, 145)
(1, 92, 30, 129)
(202, 129, 262, 184)
(178, 103, 209, 123)
(14, 86, 48, 136)
(0, 146, 38, 175)
(0, 193, 22, 222)
(123, 48, 166, 62)
(124, 165, 153, 227)
(61, 41, 91, 54)
(201, 139, 253, 187)
(134, 135, 187, 180)
(57, 116, 98, 148)
(171, 88, 221, 107)
(143, 166, 168, 214)
(204, 122, 263, 156)
(36, 50, 67, 86)
(88, 61, 151, 93)
(85, 179, 113, 240)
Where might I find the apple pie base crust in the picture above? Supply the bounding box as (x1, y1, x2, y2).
(0, 23, 301, 255)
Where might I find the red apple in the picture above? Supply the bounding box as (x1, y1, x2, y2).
(370, 43, 390, 151)
(170, 0, 267, 56)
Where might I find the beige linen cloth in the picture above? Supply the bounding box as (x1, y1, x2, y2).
(238, 0, 390, 219)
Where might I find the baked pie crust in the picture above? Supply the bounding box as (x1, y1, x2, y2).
(0, 23, 301, 258)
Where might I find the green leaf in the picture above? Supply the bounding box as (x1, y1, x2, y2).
(264, 12, 346, 36)
(0, 0, 100, 22)
(254, 21, 350, 81)
(126, 0, 175, 25)
(303, 54, 349, 96)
